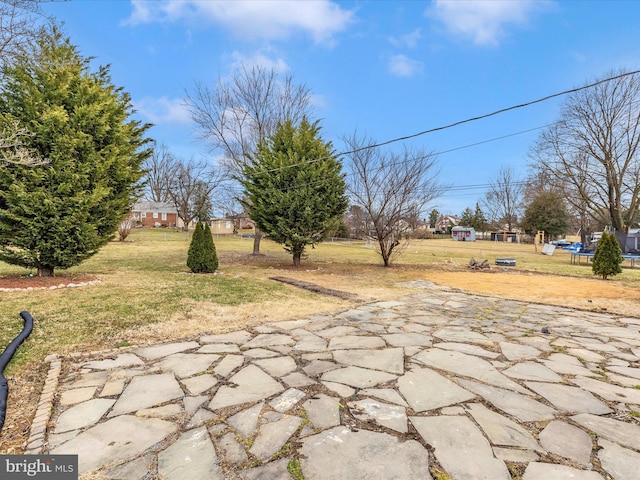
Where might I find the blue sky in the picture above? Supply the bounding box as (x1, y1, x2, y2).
(43, 0, 640, 215)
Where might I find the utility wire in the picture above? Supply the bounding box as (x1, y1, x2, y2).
(251, 69, 640, 174)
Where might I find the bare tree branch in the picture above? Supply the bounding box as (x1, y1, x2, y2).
(343, 132, 445, 266)
(0, 0, 46, 66)
(142, 142, 174, 202)
(166, 157, 226, 232)
(530, 69, 640, 234)
(0, 118, 46, 166)
(483, 166, 523, 232)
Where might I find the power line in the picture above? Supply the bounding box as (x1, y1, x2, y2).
(252, 69, 640, 174)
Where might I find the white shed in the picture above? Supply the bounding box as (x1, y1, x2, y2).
(625, 228, 640, 253)
(452, 226, 476, 242)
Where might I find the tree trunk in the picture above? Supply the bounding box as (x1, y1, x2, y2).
(252, 228, 263, 255)
(292, 252, 301, 267)
(380, 240, 391, 267)
(37, 266, 54, 277)
(614, 231, 628, 253)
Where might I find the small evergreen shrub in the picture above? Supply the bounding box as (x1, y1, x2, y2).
(187, 222, 218, 273)
(592, 231, 623, 279)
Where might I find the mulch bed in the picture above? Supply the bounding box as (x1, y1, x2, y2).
(0, 274, 97, 290)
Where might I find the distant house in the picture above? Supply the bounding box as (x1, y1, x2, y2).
(209, 214, 255, 235)
(436, 215, 459, 233)
(227, 213, 255, 231)
(132, 201, 180, 228)
(452, 226, 476, 241)
(210, 218, 235, 235)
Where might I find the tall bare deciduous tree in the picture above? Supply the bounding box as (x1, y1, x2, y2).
(166, 157, 225, 231)
(483, 166, 523, 232)
(184, 64, 313, 254)
(0, 0, 46, 66)
(530, 69, 640, 244)
(143, 142, 174, 202)
(343, 133, 444, 267)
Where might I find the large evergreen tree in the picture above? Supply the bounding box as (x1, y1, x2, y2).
(241, 118, 348, 267)
(472, 202, 487, 233)
(460, 208, 474, 227)
(428, 209, 439, 229)
(521, 191, 569, 239)
(0, 28, 151, 276)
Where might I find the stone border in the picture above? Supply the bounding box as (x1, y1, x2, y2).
(24, 355, 61, 454)
(0, 279, 102, 293)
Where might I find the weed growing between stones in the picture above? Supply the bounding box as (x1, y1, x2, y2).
(429, 468, 452, 480)
(287, 458, 304, 480)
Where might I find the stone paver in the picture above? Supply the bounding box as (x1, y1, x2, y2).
(108, 373, 184, 416)
(571, 413, 640, 451)
(522, 462, 604, 479)
(539, 420, 593, 466)
(502, 361, 563, 382)
(321, 365, 397, 388)
(300, 427, 431, 479)
(349, 398, 408, 433)
(332, 348, 404, 374)
(458, 379, 556, 421)
(51, 416, 177, 475)
(250, 414, 302, 460)
(40, 285, 640, 479)
(598, 439, 640, 480)
(413, 348, 530, 394)
(209, 364, 284, 410)
(411, 415, 510, 480)
(466, 403, 541, 452)
(157, 426, 222, 480)
(397, 367, 475, 412)
(525, 381, 612, 415)
(54, 398, 115, 433)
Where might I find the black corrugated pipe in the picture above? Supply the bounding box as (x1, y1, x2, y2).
(0, 311, 34, 433)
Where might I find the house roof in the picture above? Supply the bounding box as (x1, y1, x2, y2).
(132, 201, 177, 214)
(452, 226, 474, 231)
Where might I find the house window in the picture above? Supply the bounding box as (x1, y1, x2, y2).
(226, 221, 231, 229)
(153, 212, 159, 219)
(141, 212, 147, 219)
(161, 212, 167, 221)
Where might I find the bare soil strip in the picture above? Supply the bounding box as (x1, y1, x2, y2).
(269, 276, 360, 301)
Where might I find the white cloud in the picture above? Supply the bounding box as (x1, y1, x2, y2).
(125, 0, 355, 45)
(309, 93, 327, 110)
(388, 54, 423, 77)
(134, 96, 192, 124)
(428, 0, 553, 46)
(229, 51, 289, 74)
(389, 28, 422, 49)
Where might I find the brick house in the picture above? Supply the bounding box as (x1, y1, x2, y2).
(132, 201, 180, 228)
